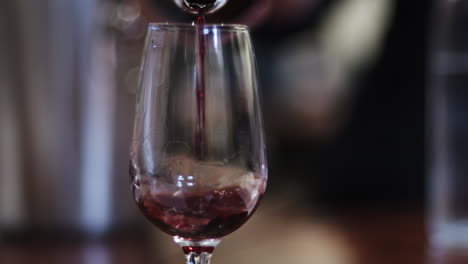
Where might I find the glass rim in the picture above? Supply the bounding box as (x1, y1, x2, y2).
(148, 22, 249, 32)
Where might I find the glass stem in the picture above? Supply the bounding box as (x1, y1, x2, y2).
(174, 237, 220, 264)
(185, 252, 213, 264)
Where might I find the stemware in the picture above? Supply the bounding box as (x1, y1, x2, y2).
(130, 23, 267, 264)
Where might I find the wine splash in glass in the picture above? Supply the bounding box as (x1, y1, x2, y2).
(130, 21, 267, 264)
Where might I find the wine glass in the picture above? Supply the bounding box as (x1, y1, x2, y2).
(130, 23, 267, 264)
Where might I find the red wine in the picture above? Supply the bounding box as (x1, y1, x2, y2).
(179, 0, 212, 160)
(137, 187, 256, 239)
(182, 246, 215, 254)
(182, 0, 226, 160)
(194, 15, 207, 159)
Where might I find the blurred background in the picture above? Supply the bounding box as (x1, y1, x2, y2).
(0, 0, 437, 263)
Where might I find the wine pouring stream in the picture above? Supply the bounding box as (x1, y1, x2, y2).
(179, 0, 229, 160)
(131, 1, 267, 264)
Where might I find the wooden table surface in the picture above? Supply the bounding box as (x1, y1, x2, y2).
(0, 205, 466, 264)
